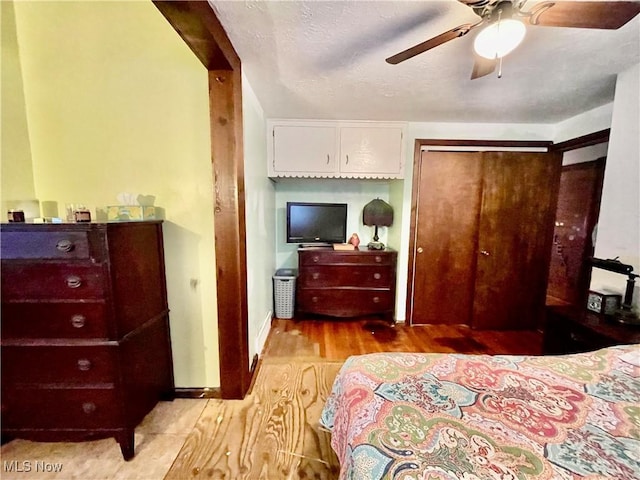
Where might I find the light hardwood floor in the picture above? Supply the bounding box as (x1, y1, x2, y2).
(0, 399, 207, 480)
(0, 318, 542, 479)
(164, 360, 343, 480)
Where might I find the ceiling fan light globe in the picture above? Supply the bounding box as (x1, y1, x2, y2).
(473, 19, 526, 59)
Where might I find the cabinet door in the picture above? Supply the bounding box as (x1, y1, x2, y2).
(339, 126, 403, 176)
(271, 125, 337, 175)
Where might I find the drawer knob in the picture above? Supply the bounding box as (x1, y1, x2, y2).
(312, 296, 318, 303)
(56, 239, 74, 252)
(375, 256, 382, 263)
(372, 296, 380, 303)
(71, 314, 86, 328)
(66, 276, 82, 288)
(373, 273, 381, 280)
(312, 272, 320, 280)
(312, 256, 319, 263)
(77, 358, 92, 371)
(82, 402, 97, 414)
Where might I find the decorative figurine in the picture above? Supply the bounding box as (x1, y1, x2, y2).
(348, 233, 360, 248)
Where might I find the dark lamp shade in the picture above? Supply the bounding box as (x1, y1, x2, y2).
(362, 199, 393, 227)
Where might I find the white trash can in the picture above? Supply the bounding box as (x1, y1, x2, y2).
(273, 268, 298, 319)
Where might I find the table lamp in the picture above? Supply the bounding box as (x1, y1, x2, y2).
(363, 198, 393, 250)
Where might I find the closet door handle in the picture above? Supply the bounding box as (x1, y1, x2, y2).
(345, 154, 349, 164)
(326, 154, 330, 164)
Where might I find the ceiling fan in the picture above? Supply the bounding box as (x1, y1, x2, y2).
(386, 0, 640, 79)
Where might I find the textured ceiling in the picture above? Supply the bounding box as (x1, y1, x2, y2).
(209, 0, 640, 124)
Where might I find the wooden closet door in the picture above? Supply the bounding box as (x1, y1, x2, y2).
(546, 158, 605, 307)
(472, 151, 562, 329)
(410, 151, 483, 325)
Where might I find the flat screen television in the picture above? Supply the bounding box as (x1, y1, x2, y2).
(286, 202, 347, 244)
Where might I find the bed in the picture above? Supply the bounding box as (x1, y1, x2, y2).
(320, 344, 640, 479)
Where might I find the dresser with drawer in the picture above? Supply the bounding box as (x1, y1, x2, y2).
(0, 221, 174, 460)
(296, 247, 397, 320)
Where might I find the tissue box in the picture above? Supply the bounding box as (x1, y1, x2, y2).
(106, 206, 156, 221)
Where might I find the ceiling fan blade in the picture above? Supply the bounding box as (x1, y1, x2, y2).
(470, 56, 497, 79)
(526, 1, 640, 29)
(386, 22, 480, 64)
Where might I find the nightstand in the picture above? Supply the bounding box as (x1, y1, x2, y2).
(543, 304, 640, 354)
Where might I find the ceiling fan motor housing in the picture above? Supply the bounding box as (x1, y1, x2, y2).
(459, 0, 517, 20)
(458, 0, 493, 7)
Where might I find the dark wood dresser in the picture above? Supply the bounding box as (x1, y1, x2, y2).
(544, 304, 640, 354)
(296, 247, 397, 320)
(1, 221, 174, 460)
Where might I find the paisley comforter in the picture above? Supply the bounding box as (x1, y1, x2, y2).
(320, 345, 640, 479)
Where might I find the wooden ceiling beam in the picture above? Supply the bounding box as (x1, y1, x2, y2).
(153, 0, 239, 70)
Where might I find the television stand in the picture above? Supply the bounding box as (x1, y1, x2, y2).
(296, 248, 397, 320)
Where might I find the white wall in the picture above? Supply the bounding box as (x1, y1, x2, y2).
(553, 103, 614, 143)
(590, 63, 640, 311)
(562, 143, 608, 166)
(242, 73, 277, 360)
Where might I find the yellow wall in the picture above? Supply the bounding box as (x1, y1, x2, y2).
(5, 1, 219, 387)
(1, 1, 36, 203)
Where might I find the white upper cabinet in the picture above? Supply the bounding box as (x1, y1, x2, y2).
(270, 124, 338, 176)
(268, 120, 406, 179)
(339, 125, 404, 176)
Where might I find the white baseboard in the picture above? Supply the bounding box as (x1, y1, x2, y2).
(255, 310, 273, 357)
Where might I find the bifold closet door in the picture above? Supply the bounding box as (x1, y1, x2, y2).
(472, 151, 562, 329)
(410, 149, 561, 329)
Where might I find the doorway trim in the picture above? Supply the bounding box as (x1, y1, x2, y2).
(153, 1, 250, 399)
(550, 129, 610, 152)
(547, 128, 610, 308)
